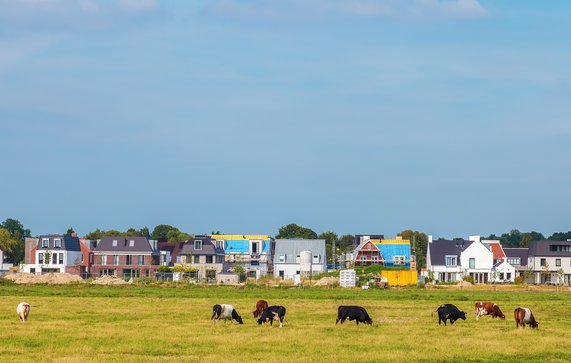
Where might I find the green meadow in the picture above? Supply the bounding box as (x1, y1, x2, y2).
(1, 284, 570, 362)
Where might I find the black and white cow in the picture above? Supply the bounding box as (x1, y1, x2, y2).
(435, 304, 467, 326)
(257, 305, 286, 328)
(336, 306, 373, 326)
(211, 304, 243, 324)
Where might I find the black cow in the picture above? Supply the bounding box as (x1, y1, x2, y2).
(257, 306, 286, 328)
(436, 304, 466, 326)
(336, 306, 373, 326)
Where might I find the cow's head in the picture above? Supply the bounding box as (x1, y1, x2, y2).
(235, 315, 244, 324)
(365, 317, 373, 325)
(459, 311, 467, 320)
(531, 320, 539, 329)
(257, 317, 264, 325)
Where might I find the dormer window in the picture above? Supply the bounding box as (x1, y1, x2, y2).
(42, 238, 49, 248)
(445, 255, 457, 267)
(194, 240, 202, 250)
(112, 240, 118, 247)
(54, 239, 62, 248)
(129, 240, 135, 247)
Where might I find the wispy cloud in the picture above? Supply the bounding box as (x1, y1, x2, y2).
(205, 0, 487, 22)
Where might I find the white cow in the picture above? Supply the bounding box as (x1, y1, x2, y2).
(16, 302, 31, 322)
(211, 304, 244, 324)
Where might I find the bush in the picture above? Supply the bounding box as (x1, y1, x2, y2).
(463, 275, 474, 284)
(514, 276, 525, 285)
(157, 266, 172, 273)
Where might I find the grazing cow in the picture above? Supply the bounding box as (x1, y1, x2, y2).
(211, 304, 243, 324)
(514, 307, 539, 329)
(253, 299, 269, 318)
(475, 302, 505, 320)
(336, 306, 373, 326)
(16, 302, 31, 322)
(257, 306, 286, 328)
(435, 304, 466, 326)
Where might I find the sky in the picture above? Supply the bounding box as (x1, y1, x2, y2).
(0, 0, 570, 239)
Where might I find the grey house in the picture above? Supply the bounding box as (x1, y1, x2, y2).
(273, 239, 326, 280)
(527, 240, 571, 285)
(503, 247, 529, 278)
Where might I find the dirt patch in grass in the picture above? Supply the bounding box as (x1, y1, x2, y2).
(3, 273, 84, 285)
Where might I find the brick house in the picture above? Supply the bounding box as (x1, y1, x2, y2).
(353, 240, 382, 266)
(176, 236, 226, 280)
(92, 237, 159, 279)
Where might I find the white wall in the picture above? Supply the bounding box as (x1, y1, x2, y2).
(460, 241, 493, 273)
(274, 263, 326, 280)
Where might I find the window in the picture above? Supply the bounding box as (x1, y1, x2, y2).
(313, 255, 319, 263)
(550, 245, 570, 252)
(445, 255, 457, 267)
(507, 273, 511, 280)
(194, 255, 200, 264)
(178, 255, 187, 264)
(251, 260, 259, 266)
(216, 256, 224, 263)
(372, 256, 379, 262)
(393, 256, 405, 265)
(216, 240, 224, 249)
(499, 272, 504, 280)
(556, 258, 561, 267)
(541, 258, 547, 267)
(194, 240, 202, 250)
(59, 253, 63, 265)
(296, 271, 300, 275)
(278, 255, 285, 263)
(129, 240, 135, 247)
(206, 256, 213, 264)
(101, 255, 108, 265)
(138, 255, 144, 265)
(469, 258, 475, 269)
(113, 255, 119, 265)
(126, 255, 132, 265)
(251, 241, 260, 254)
(361, 256, 367, 261)
(42, 238, 49, 248)
(54, 239, 62, 248)
(112, 240, 118, 247)
(38, 254, 44, 264)
(507, 257, 520, 266)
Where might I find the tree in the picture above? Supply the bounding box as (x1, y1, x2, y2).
(0, 228, 18, 259)
(275, 224, 317, 239)
(318, 231, 338, 263)
(166, 230, 192, 243)
(1, 218, 31, 264)
(548, 231, 571, 241)
(66, 227, 76, 235)
(151, 224, 179, 240)
(398, 230, 428, 271)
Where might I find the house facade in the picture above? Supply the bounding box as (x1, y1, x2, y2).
(491, 260, 516, 283)
(175, 236, 226, 280)
(503, 247, 529, 279)
(92, 237, 159, 279)
(353, 236, 412, 268)
(273, 239, 326, 280)
(212, 234, 274, 279)
(21, 234, 84, 275)
(527, 240, 571, 285)
(353, 240, 381, 266)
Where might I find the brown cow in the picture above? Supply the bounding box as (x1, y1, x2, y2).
(253, 299, 269, 318)
(475, 301, 505, 320)
(514, 307, 539, 328)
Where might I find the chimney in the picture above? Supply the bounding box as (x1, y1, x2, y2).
(428, 235, 433, 243)
(71, 232, 78, 237)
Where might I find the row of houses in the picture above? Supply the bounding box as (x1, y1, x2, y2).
(18, 233, 328, 281)
(426, 236, 571, 285)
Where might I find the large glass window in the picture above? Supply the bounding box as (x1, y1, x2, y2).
(194, 240, 202, 250)
(113, 255, 119, 265)
(469, 258, 475, 269)
(445, 256, 457, 267)
(101, 255, 107, 265)
(206, 256, 213, 264)
(138, 255, 144, 265)
(126, 255, 132, 265)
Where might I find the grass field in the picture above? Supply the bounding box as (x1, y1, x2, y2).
(1, 284, 570, 362)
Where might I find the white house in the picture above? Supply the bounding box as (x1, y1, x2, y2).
(491, 260, 516, 283)
(20, 235, 83, 274)
(273, 239, 326, 280)
(427, 235, 494, 283)
(527, 240, 571, 285)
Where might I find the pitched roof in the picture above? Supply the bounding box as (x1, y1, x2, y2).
(483, 240, 506, 260)
(94, 237, 154, 253)
(37, 235, 81, 251)
(274, 239, 326, 264)
(528, 240, 571, 257)
(179, 237, 224, 255)
(503, 248, 529, 266)
(428, 239, 473, 266)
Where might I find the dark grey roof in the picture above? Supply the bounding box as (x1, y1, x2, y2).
(528, 240, 571, 257)
(38, 235, 81, 252)
(503, 248, 529, 266)
(179, 237, 224, 255)
(94, 237, 154, 253)
(428, 240, 473, 266)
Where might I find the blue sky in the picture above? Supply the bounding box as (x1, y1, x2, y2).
(1, 0, 570, 238)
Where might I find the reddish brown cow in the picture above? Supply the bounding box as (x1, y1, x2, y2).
(253, 299, 269, 318)
(514, 307, 539, 329)
(475, 301, 505, 320)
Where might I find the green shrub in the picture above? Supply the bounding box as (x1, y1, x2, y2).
(157, 266, 172, 273)
(463, 275, 474, 284)
(514, 276, 525, 285)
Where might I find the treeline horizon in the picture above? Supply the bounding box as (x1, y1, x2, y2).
(1, 218, 570, 267)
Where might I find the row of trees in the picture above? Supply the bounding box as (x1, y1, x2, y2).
(0, 219, 31, 264)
